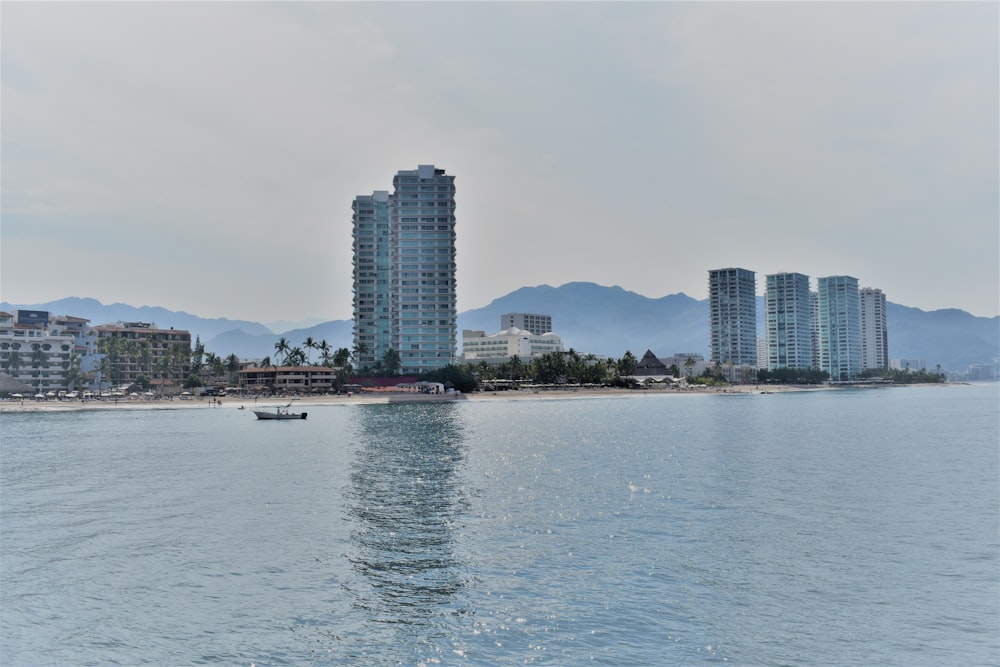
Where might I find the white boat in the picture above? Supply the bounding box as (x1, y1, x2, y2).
(253, 404, 307, 420)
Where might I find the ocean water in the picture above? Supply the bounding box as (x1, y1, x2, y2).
(1, 384, 997, 666)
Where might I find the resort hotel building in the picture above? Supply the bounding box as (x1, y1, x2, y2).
(352, 165, 458, 375)
(461, 314, 565, 365)
(0, 311, 191, 394)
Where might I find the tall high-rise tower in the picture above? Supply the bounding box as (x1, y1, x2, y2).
(817, 275, 862, 380)
(708, 268, 757, 366)
(352, 165, 457, 375)
(859, 287, 888, 370)
(765, 272, 813, 370)
(351, 190, 391, 370)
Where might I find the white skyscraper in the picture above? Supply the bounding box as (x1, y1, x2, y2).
(352, 165, 457, 375)
(817, 275, 862, 380)
(859, 287, 888, 370)
(708, 268, 757, 366)
(765, 272, 814, 370)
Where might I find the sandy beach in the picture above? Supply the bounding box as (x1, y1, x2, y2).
(0, 383, 849, 414)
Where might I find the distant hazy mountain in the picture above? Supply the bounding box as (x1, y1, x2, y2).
(884, 304, 998, 370)
(4, 284, 997, 370)
(458, 282, 707, 358)
(206, 321, 353, 361)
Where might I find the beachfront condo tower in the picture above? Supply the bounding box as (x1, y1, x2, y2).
(352, 165, 457, 375)
(708, 268, 758, 366)
(817, 275, 862, 380)
(859, 287, 889, 370)
(764, 272, 814, 370)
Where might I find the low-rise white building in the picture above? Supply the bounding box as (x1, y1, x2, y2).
(0, 310, 83, 394)
(461, 327, 565, 364)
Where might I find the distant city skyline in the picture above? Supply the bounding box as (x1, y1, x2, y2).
(2, 3, 997, 321)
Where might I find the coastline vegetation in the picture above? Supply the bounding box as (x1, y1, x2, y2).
(857, 367, 947, 384)
(24, 333, 947, 400)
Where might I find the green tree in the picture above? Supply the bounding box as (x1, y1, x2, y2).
(285, 347, 306, 367)
(191, 337, 205, 375)
(352, 342, 369, 374)
(381, 348, 401, 376)
(274, 337, 291, 366)
(318, 340, 332, 366)
(418, 364, 477, 393)
(155, 355, 171, 396)
(619, 350, 638, 377)
(4, 350, 23, 378)
(225, 353, 241, 384)
(30, 345, 47, 388)
(508, 355, 525, 381)
(65, 352, 84, 391)
(333, 347, 351, 368)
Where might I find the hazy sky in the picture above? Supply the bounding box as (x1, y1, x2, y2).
(3, 2, 998, 324)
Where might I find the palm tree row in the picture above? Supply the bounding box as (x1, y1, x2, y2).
(97, 336, 193, 392)
(472, 349, 640, 386)
(272, 337, 350, 370)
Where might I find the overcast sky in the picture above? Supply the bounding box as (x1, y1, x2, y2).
(3, 2, 997, 325)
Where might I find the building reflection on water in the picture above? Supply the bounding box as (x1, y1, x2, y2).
(345, 403, 471, 631)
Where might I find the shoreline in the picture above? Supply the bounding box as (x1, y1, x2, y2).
(0, 382, 959, 414)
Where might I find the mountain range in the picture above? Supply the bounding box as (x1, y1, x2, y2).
(3, 283, 998, 371)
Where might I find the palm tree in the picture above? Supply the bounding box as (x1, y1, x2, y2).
(3, 350, 23, 379)
(684, 356, 696, 377)
(203, 352, 219, 385)
(65, 352, 83, 391)
(138, 339, 152, 379)
(225, 353, 241, 385)
(351, 341, 368, 367)
(619, 351, 637, 377)
(155, 355, 171, 396)
(286, 347, 306, 367)
(303, 337, 316, 365)
(381, 348, 401, 376)
(333, 347, 351, 368)
(318, 340, 332, 366)
(508, 355, 524, 381)
(98, 355, 112, 393)
(30, 345, 47, 388)
(274, 337, 290, 366)
(210, 355, 225, 385)
(190, 337, 205, 375)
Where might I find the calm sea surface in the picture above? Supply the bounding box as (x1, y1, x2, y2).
(2, 384, 997, 666)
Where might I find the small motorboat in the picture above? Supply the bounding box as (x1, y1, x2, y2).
(253, 403, 307, 420)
